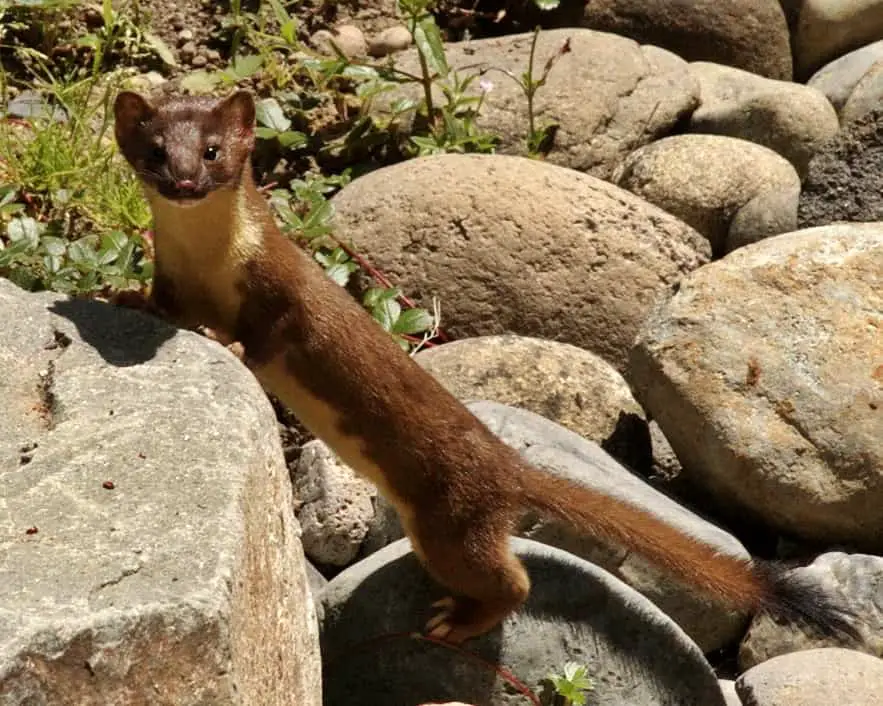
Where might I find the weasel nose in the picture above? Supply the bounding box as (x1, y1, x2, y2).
(175, 179, 197, 193)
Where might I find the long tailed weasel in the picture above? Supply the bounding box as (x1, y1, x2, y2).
(112, 89, 859, 645)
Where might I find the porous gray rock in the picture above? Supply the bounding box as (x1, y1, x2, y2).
(688, 62, 839, 178)
(581, 0, 792, 80)
(613, 134, 800, 256)
(795, 0, 883, 78)
(736, 648, 883, 706)
(331, 153, 710, 371)
(374, 28, 699, 178)
(0, 279, 321, 705)
(293, 439, 377, 566)
(807, 39, 883, 113)
(798, 108, 883, 227)
(629, 224, 883, 548)
(320, 538, 727, 706)
(740, 552, 882, 669)
(366, 401, 750, 653)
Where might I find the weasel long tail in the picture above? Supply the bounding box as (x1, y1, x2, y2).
(517, 465, 860, 641)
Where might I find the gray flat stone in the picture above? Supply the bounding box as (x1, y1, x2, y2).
(320, 537, 726, 706)
(0, 278, 321, 705)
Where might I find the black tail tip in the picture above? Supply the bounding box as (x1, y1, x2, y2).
(757, 560, 863, 645)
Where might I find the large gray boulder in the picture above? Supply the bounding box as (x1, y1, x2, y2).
(0, 279, 321, 705)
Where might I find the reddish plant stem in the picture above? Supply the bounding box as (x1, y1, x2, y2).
(330, 236, 451, 343)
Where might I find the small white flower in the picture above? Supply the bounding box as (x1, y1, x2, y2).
(479, 77, 494, 94)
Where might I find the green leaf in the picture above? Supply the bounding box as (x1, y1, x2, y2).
(266, 0, 292, 26)
(67, 238, 97, 266)
(179, 70, 221, 93)
(278, 130, 307, 149)
(342, 65, 381, 81)
(230, 53, 263, 78)
(142, 31, 177, 66)
(101, 230, 128, 252)
(413, 16, 448, 77)
(255, 126, 280, 140)
(532, 0, 560, 9)
(280, 18, 298, 45)
(255, 97, 291, 132)
(75, 34, 101, 50)
(392, 307, 433, 335)
(303, 199, 334, 231)
(7, 216, 41, 246)
(371, 296, 401, 332)
(324, 261, 356, 286)
(39, 236, 67, 257)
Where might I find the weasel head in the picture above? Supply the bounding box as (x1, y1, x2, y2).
(113, 90, 255, 208)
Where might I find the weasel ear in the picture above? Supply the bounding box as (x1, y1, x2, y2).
(114, 91, 153, 130)
(218, 90, 256, 133)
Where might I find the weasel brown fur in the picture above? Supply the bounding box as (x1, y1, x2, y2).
(112, 89, 860, 645)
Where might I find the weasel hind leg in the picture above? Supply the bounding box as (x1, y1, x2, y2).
(413, 520, 530, 644)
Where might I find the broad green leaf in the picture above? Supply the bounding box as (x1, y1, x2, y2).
(303, 199, 334, 231)
(255, 126, 280, 140)
(143, 32, 177, 66)
(101, 230, 128, 252)
(278, 130, 307, 149)
(75, 34, 101, 50)
(324, 262, 356, 286)
(372, 297, 401, 331)
(7, 216, 40, 245)
(255, 97, 291, 132)
(413, 16, 448, 77)
(342, 65, 381, 81)
(392, 307, 433, 335)
(179, 70, 221, 93)
(39, 235, 67, 257)
(230, 53, 263, 78)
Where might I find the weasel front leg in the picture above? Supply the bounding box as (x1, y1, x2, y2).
(411, 515, 530, 644)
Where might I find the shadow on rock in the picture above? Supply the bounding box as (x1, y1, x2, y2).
(49, 297, 176, 367)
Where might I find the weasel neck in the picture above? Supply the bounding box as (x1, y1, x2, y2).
(146, 165, 265, 268)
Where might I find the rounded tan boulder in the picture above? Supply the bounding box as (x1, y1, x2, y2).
(613, 134, 800, 256)
(330, 153, 710, 371)
(629, 223, 883, 547)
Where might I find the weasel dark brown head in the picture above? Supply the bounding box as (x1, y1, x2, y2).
(113, 90, 256, 205)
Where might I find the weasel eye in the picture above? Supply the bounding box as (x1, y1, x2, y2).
(203, 145, 220, 161)
(151, 145, 166, 161)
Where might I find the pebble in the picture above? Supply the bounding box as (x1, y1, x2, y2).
(368, 26, 412, 57)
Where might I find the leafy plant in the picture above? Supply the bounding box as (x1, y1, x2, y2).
(545, 662, 595, 706)
(483, 22, 571, 155)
